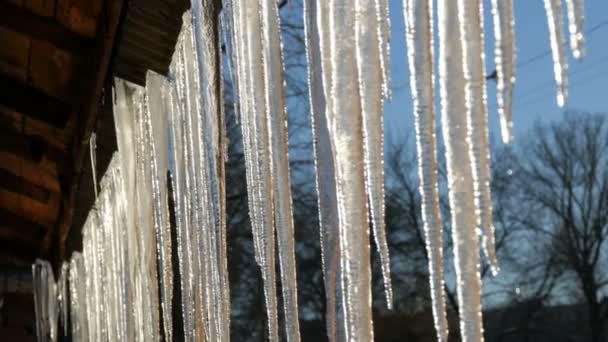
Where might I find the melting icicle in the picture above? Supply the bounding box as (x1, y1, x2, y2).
(69, 252, 88, 342)
(543, 0, 569, 107)
(235, 0, 280, 340)
(565, 0, 585, 59)
(356, 0, 393, 309)
(456, 0, 490, 340)
(304, 0, 342, 340)
(89, 132, 99, 198)
(403, 1, 448, 341)
(260, 1, 302, 341)
(457, 0, 498, 274)
(491, 0, 516, 144)
(328, 1, 374, 341)
(376, 0, 391, 99)
(33, 260, 58, 342)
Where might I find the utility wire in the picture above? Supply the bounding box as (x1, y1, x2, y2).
(517, 19, 608, 70)
(515, 70, 608, 109)
(516, 54, 608, 102)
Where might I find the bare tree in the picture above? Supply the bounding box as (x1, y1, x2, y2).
(517, 112, 608, 342)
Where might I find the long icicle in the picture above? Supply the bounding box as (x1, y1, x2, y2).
(491, 0, 516, 144)
(260, 1, 302, 341)
(458, 0, 498, 274)
(304, 1, 342, 340)
(457, 0, 489, 340)
(328, 1, 374, 340)
(543, 0, 569, 107)
(355, 0, 393, 309)
(233, 0, 279, 340)
(565, 0, 585, 59)
(403, 1, 448, 341)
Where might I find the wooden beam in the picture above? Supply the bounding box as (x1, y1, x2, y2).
(0, 151, 60, 193)
(54, 0, 125, 262)
(0, 168, 51, 203)
(0, 188, 59, 227)
(0, 74, 72, 128)
(0, 2, 94, 54)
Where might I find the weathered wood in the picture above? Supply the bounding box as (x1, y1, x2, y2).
(0, 105, 71, 151)
(0, 73, 72, 128)
(0, 2, 94, 54)
(0, 169, 51, 203)
(56, 0, 104, 38)
(0, 207, 47, 243)
(0, 151, 60, 193)
(0, 188, 59, 227)
(54, 0, 125, 262)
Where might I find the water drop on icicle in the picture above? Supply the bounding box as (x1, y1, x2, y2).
(543, 0, 569, 107)
(403, 0, 448, 341)
(565, 0, 585, 59)
(356, 0, 393, 309)
(491, 0, 516, 144)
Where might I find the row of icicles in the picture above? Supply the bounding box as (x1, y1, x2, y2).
(32, 0, 585, 341)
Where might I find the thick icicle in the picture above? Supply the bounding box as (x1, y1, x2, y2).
(491, 0, 516, 144)
(33, 260, 58, 342)
(565, 0, 585, 59)
(403, 1, 448, 341)
(456, 0, 490, 340)
(146, 73, 173, 342)
(69, 252, 88, 342)
(356, 0, 393, 308)
(231, 1, 279, 340)
(543, 0, 569, 107)
(328, 1, 374, 341)
(457, 0, 498, 274)
(304, 0, 342, 340)
(260, 1, 301, 341)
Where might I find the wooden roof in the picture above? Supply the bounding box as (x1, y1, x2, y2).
(0, 0, 189, 267)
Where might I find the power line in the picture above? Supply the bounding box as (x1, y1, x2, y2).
(514, 70, 608, 109)
(517, 19, 608, 70)
(516, 54, 608, 102)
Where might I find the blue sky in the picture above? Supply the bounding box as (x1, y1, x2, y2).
(384, 0, 608, 144)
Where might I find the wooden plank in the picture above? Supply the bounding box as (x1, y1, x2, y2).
(0, 151, 60, 192)
(23, 0, 55, 17)
(0, 105, 71, 151)
(54, 0, 125, 261)
(0, 73, 72, 128)
(0, 188, 59, 227)
(0, 2, 93, 54)
(56, 0, 104, 38)
(0, 207, 47, 242)
(29, 39, 85, 103)
(0, 168, 51, 203)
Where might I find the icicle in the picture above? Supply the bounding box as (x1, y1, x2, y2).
(356, 0, 393, 309)
(89, 132, 98, 198)
(457, 0, 498, 274)
(56, 263, 69, 338)
(491, 0, 516, 144)
(146, 73, 174, 342)
(232, 0, 280, 339)
(327, 1, 374, 341)
(403, 1, 448, 341)
(375, 0, 391, 99)
(456, 0, 490, 340)
(260, 1, 302, 341)
(32, 260, 58, 342)
(69, 252, 88, 342)
(565, 0, 585, 59)
(304, 0, 342, 340)
(543, 0, 569, 107)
